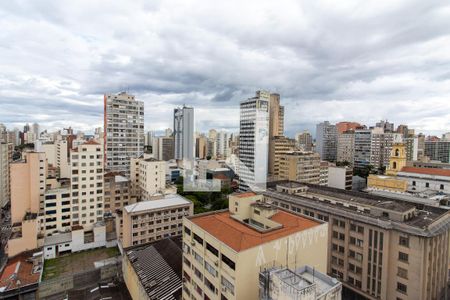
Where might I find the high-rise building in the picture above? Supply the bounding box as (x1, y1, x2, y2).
(196, 135, 207, 159)
(404, 137, 419, 161)
(32, 123, 40, 139)
(425, 140, 450, 163)
(375, 120, 394, 132)
(70, 141, 104, 230)
(238, 91, 269, 191)
(269, 136, 296, 178)
(263, 181, 450, 300)
(295, 130, 313, 152)
(370, 129, 402, 170)
(40, 140, 70, 178)
(278, 151, 320, 184)
(215, 131, 229, 159)
(104, 92, 144, 175)
(353, 129, 372, 169)
(0, 142, 13, 208)
(174, 106, 195, 161)
(152, 136, 174, 161)
(104, 172, 136, 214)
(337, 131, 355, 165)
(396, 124, 409, 138)
(268, 93, 286, 176)
(182, 192, 328, 300)
(316, 121, 337, 162)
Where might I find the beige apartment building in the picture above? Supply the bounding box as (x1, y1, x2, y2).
(0, 141, 13, 208)
(278, 151, 321, 184)
(263, 181, 450, 300)
(41, 139, 70, 178)
(268, 136, 296, 178)
(121, 194, 192, 248)
(8, 152, 47, 257)
(104, 172, 136, 213)
(182, 193, 328, 300)
(130, 156, 167, 200)
(43, 187, 72, 235)
(70, 141, 104, 229)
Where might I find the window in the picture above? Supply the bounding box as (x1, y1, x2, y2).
(440, 184, 444, 190)
(221, 254, 235, 270)
(221, 276, 234, 295)
(397, 267, 408, 279)
(397, 282, 407, 294)
(205, 261, 217, 277)
(399, 236, 409, 248)
(193, 251, 203, 264)
(425, 182, 429, 188)
(412, 181, 416, 186)
(193, 233, 203, 245)
(206, 243, 219, 257)
(398, 252, 409, 263)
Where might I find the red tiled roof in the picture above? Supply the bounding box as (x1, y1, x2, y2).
(0, 254, 41, 291)
(400, 167, 450, 177)
(83, 140, 100, 145)
(235, 192, 256, 198)
(190, 210, 320, 252)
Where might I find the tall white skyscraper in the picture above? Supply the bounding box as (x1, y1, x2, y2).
(238, 91, 269, 191)
(104, 92, 144, 175)
(173, 106, 194, 161)
(316, 121, 337, 162)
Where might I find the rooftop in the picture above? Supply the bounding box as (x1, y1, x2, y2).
(0, 251, 43, 293)
(44, 232, 72, 246)
(189, 209, 320, 252)
(400, 166, 450, 177)
(124, 194, 191, 214)
(125, 237, 182, 299)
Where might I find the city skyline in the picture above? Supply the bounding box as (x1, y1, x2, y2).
(1, 1, 450, 136)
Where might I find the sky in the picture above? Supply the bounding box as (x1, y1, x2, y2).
(1, 0, 450, 137)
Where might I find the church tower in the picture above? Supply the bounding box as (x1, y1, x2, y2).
(386, 143, 406, 176)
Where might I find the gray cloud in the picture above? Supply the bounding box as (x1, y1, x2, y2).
(1, 0, 450, 137)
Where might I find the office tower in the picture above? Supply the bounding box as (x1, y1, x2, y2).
(145, 131, 155, 147)
(104, 92, 144, 175)
(238, 91, 269, 191)
(23, 123, 30, 133)
(425, 140, 450, 163)
(70, 141, 104, 229)
(263, 181, 450, 300)
(295, 130, 313, 152)
(375, 120, 395, 132)
(0, 142, 13, 208)
(215, 131, 229, 159)
(353, 129, 372, 169)
(278, 151, 321, 184)
(152, 136, 174, 161)
(174, 106, 194, 161)
(8, 152, 46, 257)
(196, 135, 207, 159)
(121, 194, 192, 247)
(182, 193, 328, 300)
(337, 131, 355, 165)
(404, 137, 419, 161)
(336, 121, 361, 134)
(370, 128, 402, 170)
(316, 121, 337, 162)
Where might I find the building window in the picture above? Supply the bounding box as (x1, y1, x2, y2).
(397, 282, 407, 294)
(425, 182, 429, 188)
(193, 233, 203, 245)
(221, 254, 235, 270)
(398, 252, 409, 263)
(397, 267, 408, 279)
(399, 236, 409, 248)
(206, 242, 219, 257)
(205, 261, 217, 277)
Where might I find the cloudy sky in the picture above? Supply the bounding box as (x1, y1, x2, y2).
(1, 0, 450, 137)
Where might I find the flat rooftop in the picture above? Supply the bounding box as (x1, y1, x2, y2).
(267, 181, 450, 231)
(124, 194, 191, 214)
(189, 209, 321, 252)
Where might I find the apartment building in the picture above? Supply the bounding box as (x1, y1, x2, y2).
(182, 192, 328, 300)
(152, 136, 174, 161)
(370, 129, 402, 169)
(295, 130, 313, 152)
(269, 136, 296, 178)
(238, 91, 270, 191)
(121, 194, 192, 248)
(336, 122, 361, 134)
(0, 141, 13, 208)
(7, 152, 46, 257)
(316, 121, 337, 162)
(104, 92, 144, 175)
(40, 140, 70, 178)
(337, 131, 355, 165)
(278, 151, 321, 184)
(263, 181, 450, 300)
(104, 172, 136, 213)
(320, 161, 331, 186)
(43, 187, 72, 236)
(328, 166, 353, 190)
(70, 141, 104, 230)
